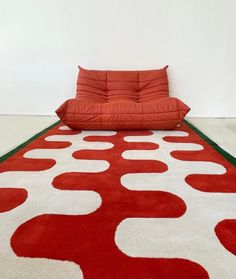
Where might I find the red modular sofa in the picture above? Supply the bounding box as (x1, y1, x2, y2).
(56, 66, 190, 130)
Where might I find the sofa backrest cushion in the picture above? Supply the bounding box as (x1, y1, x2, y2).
(76, 66, 169, 103)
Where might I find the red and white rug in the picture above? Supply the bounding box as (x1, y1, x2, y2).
(0, 121, 235, 279)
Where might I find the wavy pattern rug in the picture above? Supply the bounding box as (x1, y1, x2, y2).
(0, 121, 235, 279)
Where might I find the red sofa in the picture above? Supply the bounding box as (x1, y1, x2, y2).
(56, 66, 190, 130)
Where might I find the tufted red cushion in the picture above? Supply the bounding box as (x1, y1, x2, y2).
(56, 97, 190, 130)
(76, 66, 169, 103)
(56, 66, 190, 130)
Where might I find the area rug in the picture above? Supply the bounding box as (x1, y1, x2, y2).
(0, 121, 235, 279)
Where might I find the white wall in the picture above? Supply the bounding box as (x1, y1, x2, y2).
(0, 0, 235, 117)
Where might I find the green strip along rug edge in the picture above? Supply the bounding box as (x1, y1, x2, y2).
(183, 119, 236, 166)
(0, 119, 235, 166)
(0, 121, 60, 163)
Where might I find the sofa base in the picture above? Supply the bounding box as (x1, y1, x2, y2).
(56, 97, 190, 131)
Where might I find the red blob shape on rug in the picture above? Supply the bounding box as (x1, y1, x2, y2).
(215, 219, 236, 256)
(164, 126, 236, 193)
(0, 124, 79, 173)
(11, 130, 209, 279)
(0, 188, 27, 212)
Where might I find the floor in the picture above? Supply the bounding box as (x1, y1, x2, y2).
(0, 115, 57, 157)
(188, 118, 236, 157)
(0, 116, 235, 158)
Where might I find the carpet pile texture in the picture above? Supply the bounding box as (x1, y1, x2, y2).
(0, 122, 235, 279)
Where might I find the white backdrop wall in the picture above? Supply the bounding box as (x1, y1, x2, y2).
(0, 0, 235, 117)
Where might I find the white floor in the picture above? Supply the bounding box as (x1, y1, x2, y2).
(0, 116, 235, 158)
(0, 115, 57, 156)
(188, 118, 236, 158)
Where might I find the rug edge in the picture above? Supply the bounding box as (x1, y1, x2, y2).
(0, 120, 235, 166)
(184, 119, 236, 166)
(0, 120, 61, 163)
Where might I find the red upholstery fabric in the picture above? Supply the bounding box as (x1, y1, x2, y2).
(76, 66, 169, 103)
(56, 66, 190, 130)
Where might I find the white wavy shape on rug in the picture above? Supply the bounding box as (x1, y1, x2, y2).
(0, 129, 116, 279)
(117, 130, 236, 279)
(59, 125, 72, 130)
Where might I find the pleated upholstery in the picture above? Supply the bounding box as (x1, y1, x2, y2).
(56, 66, 190, 130)
(76, 66, 169, 103)
(56, 97, 190, 130)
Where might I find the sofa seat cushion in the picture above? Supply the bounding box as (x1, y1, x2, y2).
(56, 97, 190, 130)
